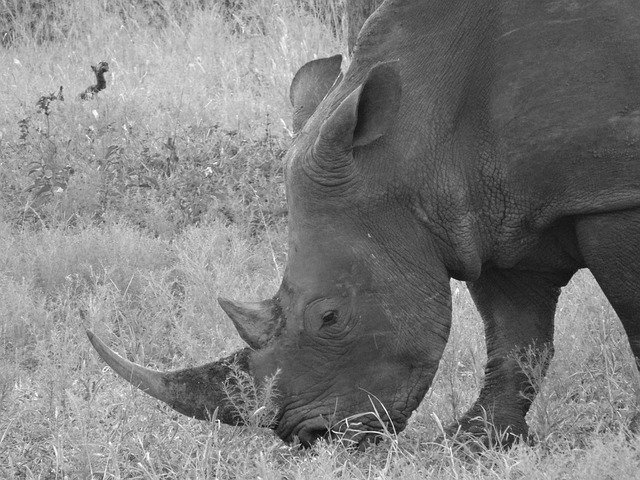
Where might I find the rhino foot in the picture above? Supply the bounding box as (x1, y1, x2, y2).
(438, 409, 529, 451)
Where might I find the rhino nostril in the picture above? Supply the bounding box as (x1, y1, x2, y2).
(297, 428, 329, 447)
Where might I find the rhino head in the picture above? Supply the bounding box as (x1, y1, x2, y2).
(88, 54, 453, 447)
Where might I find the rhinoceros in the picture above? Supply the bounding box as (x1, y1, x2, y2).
(88, 0, 640, 447)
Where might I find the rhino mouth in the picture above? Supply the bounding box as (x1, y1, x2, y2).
(294, 421, 397, 449)
(291, 417, 330, 447)
(284, 408, 408, 448)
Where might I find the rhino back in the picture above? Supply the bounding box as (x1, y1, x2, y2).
(338, 0, 640, 272)
(491, 0, 640, 217)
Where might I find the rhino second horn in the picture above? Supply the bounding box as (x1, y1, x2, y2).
(86, 330, 248, 425)
(218, 297, 282, 349)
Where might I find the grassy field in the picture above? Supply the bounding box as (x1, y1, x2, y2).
(2, 1, 640, 478)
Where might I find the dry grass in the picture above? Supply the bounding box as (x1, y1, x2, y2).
(2, 1, 640, 478)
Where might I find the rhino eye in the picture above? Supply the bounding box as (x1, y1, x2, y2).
(321, 311, 338, 327)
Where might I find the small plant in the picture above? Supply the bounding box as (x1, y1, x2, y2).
(14, 85, 72, 225)
(36, 86, 64, 116)
(25, 162, 75, 209)
(18, 117, 30, 142)
(222, 361, 280, 428)
(35, 86, 64, 137)
(512, 343, 561, 443)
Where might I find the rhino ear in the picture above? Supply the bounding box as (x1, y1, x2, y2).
(290, 55, 343, 133)
(315, 61, 401, 154)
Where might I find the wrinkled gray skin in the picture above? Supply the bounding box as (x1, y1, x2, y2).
(89, 0, 640, 448)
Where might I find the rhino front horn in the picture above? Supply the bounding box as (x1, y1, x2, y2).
(86, 330, 249, 425)
(218, 297, 283, 349)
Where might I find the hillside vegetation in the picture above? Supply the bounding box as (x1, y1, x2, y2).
(1, 1, 640, 478)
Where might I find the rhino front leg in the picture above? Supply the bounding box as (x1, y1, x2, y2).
(447, 269, 574, 446)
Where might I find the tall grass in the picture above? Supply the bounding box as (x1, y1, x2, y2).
(1, 1, 640, 478)
(0, 0, 346, 233)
